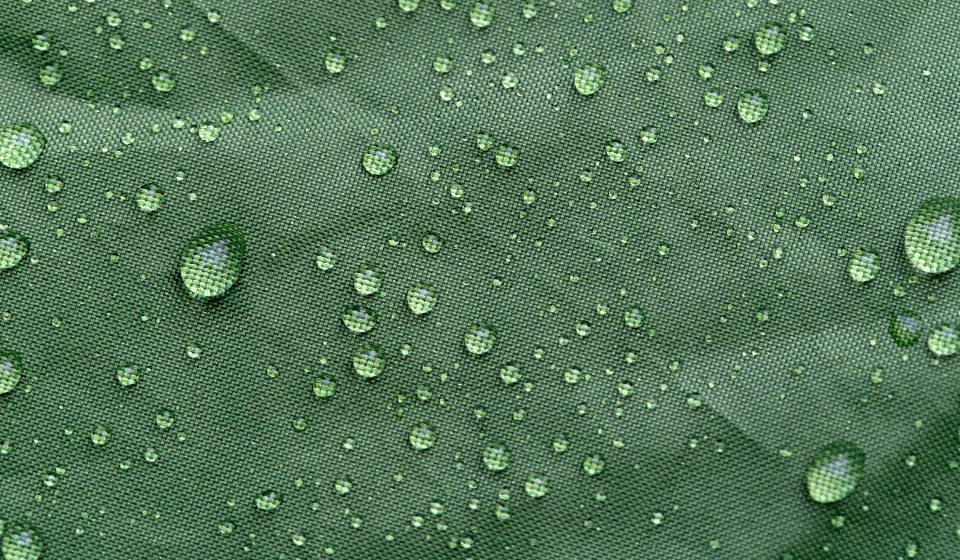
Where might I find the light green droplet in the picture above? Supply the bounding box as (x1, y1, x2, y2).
(524, 474, 548, 498)
(91, 425, 110, 446)
(198, 122, 221, 142)
(848, 249, 879, 283)
(482, 443, 510, 471)
(624, 307, 644, 329)
(325, 51, 346, 74)
(806, 441, 865, 503)
(469, 2, 493, 28)
(353, 266, 382, 296)
(116, 363, 140, 387)
(315, 247, 337, 270)
(407, 284, 438, 315)
(362, 145, 397, 176)
(409, 422, 436, 450)
(499, 362, 521, 384)
(464, 323, 496, 355)
(1, 527, 42, 560)
(583, 454, 605, 475)
(342, 306, 377, 333)
(494, 145, 519, 168)
(179, 222, 246, 299)
(152, 71, 175, 92)
(574, 64, 605, 96)
(703, 90, 723, 108)
(353, 345, 384, 378)
(889, 310, 922, 347)
(737, 90, 769, 123)
(928, 323, 959, 357)
(422, 231, 443, 253)
(255, 491, 282, 511)
(0, 350, 23, 395)
(0, 123, 46, 169)
(904, 197, 960, 274)
(136, 184, 164, 213)
(156, 409, 174, 429)
(313, 377, 337, 398)
(0, 231, 29, 270)
(755, 22, 785, 55)
(398, 0, 419, 12)
(612, 0, 632, 13)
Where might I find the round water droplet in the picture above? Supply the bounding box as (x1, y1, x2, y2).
(198, 122, 221, 142)
(494, 145, 519, 168)
(574, 64, 605, 96)
(409, 422, 437, 450)
(904, 197, 960, 274)
(928, 323, 958, 357)
(421, 232, 443, 253)
(583, 454, 605, 475)
(313, 377, 337, 398)
(255, 490, 282, 511)
(152, 71, 175, 92)
(362, 145, 397, 176)
(136, 184, 164, 213)
(624, 307, 644, 329)
(33, 32, 50, 52)
(156, 409, 174, 429)
(342, 306, 377, 333)
(325, 51, 346, 74)
(806, 441, 865, 503)
(316, 247, 337, 270)
(889, 310, 922, 347)
(464, 323, 496, 355)
(499, 362, 521, 384)
(353, 266, 382, 295)
(1, 527, 42, 560)
(353, 345, 384, 378)
(703, 90, 723, 108)
(90, 425, 110, 446)
(0, 350, 23, 395)
(398, 0, 418, 12)
(469, 2, 493, 28)
(482, 443, 510, 471)
(524, 473, 548, 498)
(848, 249, 879, 283)
(0, 231, 29, 270)
(0, 124, 46, 169)
(116, 363, 140, 387)
(612, 0, 632, 13)
(737, 90, 769, 123)
(754, 22, 785, 55)
(179, 222, 245, 299)
(406, 284, 437, 315)
(605, 140, 625, 162)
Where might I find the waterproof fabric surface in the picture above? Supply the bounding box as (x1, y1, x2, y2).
(1, 1, 959, 559)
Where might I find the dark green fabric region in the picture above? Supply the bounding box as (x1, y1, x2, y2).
(1, 0, 959, 558)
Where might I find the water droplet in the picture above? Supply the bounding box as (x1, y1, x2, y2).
(342, 306, 377, 333)
(755, 22, 785, 56)
(499, 362, 521, 384)
(524, 473, 548, 497)
(482, 443, 510, 471)
(152, 71, 175, 92)
(398, 0, 419, 12)
(136, 184, 164, 213)
(737, 90, 769, 123)
(494, 145, 520, 168)
(469, 2, 493, 28)
(722, 35, 740, 53)
(116, 364, 140, 387)
(156, 409, 174, 429)
(315, 247, 337, 270)
(464, 323, 496, 355)
(362, 145, 397, 176)
(904, 197, 960, 274)
(179, 222, 246, 299)
(928, 324, 958, 357)
(612, 0, 632, 13)
(90, 425, 110, 446)
(353, 266, 382, 295)
(409, 422, 436, 450)
(1, 527, 42, 560)
(325, 51, 346, 74)
(421, 232, 443, 254)
(806, 441, 865, 503)
(39, 64, 61, 87)
(848, 249, 879, 283)
(0, 123, 46, 169)
(583, 454, 605, 475)
(624, 307, 644, 328)
(574, 64, 605, 96)
(198, 122, 221, 142)
(353, 345, 384, 378)
(0, 231, 29, 270)
(255, 490, 282, 511)
(32, 32, 50, 52)
(889, 310, 922, 347)
(313, 377, 337, 398)
(0, 350, 23, 395)
(703, 90, 723, 108)
(406, 284, 438, 315)
(798, 25, 815, 42)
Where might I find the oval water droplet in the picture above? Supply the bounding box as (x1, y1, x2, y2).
(464, 323, 496, 355)
(0, 231, 29, 270)
(574, 64, 605, 96)
(0, 350, 23, 395)
(409, 422, 437, 450)
(179, 222, 246, 299)
(362, 145, 397, 176)
(737, 90, 769, 123)
(806, 441, 865, 503)
(1, 526, 42, 560)
(889, 310, 922, 347)
(928, 323, 958, 357)
(848, 249, 879, 283)
(136, 184, 164, 213)
(482, 443, 510, 471)
(342, 306, 377, 334)
(0, 124, 46, 169)
(904, 197, 960, 274)
(353, 345, 384, 378)
(754, 22, 785, 56)
(406, 284, 437, 315)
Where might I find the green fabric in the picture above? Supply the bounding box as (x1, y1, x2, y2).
(1, 1, 958, 558)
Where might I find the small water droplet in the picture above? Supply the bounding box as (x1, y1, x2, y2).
(806, 441, 865, 503)
(409, 422, 437, 450)
(928, 323, 958, 357)
(0, 123, 46, 169)
(574, 64, 605, 96)
(737, 90, 769, 123)
(464, 323, 496, 355)
(904, 197, 960, 274)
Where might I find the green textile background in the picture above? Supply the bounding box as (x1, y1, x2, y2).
(1, 0, 959, 558)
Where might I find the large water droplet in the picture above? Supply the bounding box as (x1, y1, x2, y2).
(754, 22, 785, 56)
(0, 231, 29, 270)
(469, 2, 493, 28)
(0, 351, 22, 395)
(928, 323, 958, 357)
(904, 197, 960, 274)
(464, 323, 496, 354)
(342, 306, 377, 333)
(0, 124, 46, 169)
(406, 284, 437, 315)
(848, 249, 879, 283)
(1, 527, 42, 560)
(353, 345, 384, 378)
(362, 145, 397, 176)
(353, 266, 382, 296)
(179, 222, 246, 299)
(482, 443, 510, 471)
(583, 454, 605, 475)
(524, 473, 548, 497)
(136, 184, 164, 213)
(116, 363, 140, 387)
(737, 90, 769, 123)
(409, 422, 437, 450)
(806, 441, 865, 503)
(574, 64, 605, 96)
(889, 310, 922, 347)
